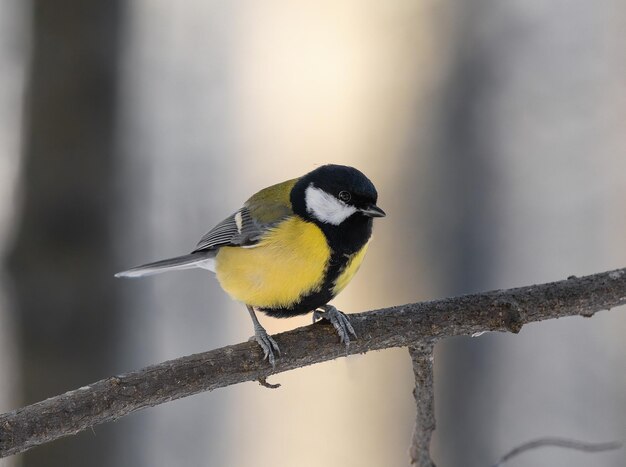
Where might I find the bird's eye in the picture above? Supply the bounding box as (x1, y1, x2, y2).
(338, 191, 351, 202)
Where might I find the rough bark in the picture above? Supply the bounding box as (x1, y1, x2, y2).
(0, 267, 625, 459)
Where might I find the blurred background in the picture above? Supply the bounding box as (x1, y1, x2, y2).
(1, 0, 625, 466)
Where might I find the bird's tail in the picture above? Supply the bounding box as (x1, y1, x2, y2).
(115, 252, 215, 278)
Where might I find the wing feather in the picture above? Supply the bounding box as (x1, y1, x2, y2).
(192, 178, 298, 252)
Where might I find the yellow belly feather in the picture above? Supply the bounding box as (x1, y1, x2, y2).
(215, 217, 330, 308)
(332, 241, 369, 295)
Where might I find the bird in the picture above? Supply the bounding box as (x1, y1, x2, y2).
(115, 164, 385, 366)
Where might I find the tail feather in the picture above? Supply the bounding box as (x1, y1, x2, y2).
(115, 252, 215, 278)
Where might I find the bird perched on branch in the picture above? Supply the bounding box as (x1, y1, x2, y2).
(116, 164, 385, 365)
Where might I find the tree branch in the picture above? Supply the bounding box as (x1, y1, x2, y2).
(491, 437, 623, 466)
(409, 341, 436, 466)
(1, 267, 625, 459)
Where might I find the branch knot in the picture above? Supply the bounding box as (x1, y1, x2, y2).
(494, 299, 523, 333)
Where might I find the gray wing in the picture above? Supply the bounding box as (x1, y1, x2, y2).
(193, 178, 296, 253)
(192, 207, 268, 252)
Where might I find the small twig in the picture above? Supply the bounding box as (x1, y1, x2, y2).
(408, 341, 436, 467)
(257, 377, 281, 389)
(491, 437, 623, 466)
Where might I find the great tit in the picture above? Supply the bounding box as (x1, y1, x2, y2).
(116, 164, 385, 365)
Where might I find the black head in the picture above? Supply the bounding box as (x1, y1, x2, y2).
(291, 164, 385, 225)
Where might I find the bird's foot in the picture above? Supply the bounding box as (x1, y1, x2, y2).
(312, 304, 357, 348)
(247, 305, 280, 367)
(249, 326, 280, 367)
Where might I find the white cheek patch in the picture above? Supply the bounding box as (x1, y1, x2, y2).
(305, 185, 357, 225)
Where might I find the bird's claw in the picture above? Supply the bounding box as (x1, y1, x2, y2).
(250, 328, 280, 367)
(313, 305, 357, 348)
(247, 305, 280, 367)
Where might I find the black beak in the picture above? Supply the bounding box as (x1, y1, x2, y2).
(360, 204, 386, 218)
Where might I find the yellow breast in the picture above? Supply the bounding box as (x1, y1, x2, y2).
(215, 217, 330, 309)
(332, 241, 370, 295)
